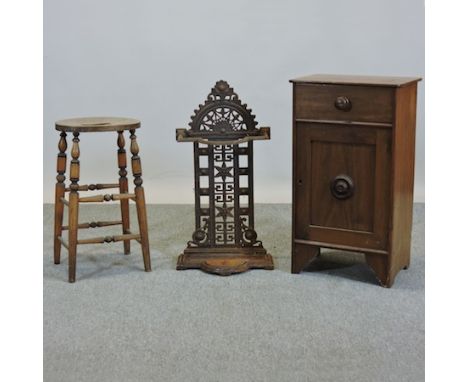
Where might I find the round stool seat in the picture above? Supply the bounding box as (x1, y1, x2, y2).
(55, 117, 140, 132)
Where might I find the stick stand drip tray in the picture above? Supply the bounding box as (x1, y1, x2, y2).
(177, 251, 274, 276)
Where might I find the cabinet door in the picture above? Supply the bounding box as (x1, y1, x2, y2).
(294, 122, 391, 251)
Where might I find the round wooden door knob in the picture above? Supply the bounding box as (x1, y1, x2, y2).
(330, 175, 354, 200)
(334, 96, 352, 111)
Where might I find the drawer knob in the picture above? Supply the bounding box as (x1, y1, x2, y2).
(334, 96, 352, 111)
(330, 175, 354, 200)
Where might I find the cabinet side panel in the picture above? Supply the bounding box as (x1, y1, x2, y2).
(292, 84, 297, 266)
(390, 84, 418, 274)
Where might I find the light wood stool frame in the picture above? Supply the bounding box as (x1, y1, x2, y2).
(53, 117, 151, 282)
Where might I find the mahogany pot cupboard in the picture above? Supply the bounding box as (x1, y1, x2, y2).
(290, 74, 421, 287)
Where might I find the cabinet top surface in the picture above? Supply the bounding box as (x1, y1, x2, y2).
(290, 74, 422, 87)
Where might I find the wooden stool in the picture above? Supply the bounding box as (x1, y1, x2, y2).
(53, 117, 151, 282)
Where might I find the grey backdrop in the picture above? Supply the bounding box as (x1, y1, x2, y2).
(44, 0, 424, 203)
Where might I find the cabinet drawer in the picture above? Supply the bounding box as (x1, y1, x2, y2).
(294, 84, 394, 124)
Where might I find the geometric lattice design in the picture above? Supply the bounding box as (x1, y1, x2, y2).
(180, 81, 266, 249)
(176, 80, 273, 275)
(189, 141, 261, 248)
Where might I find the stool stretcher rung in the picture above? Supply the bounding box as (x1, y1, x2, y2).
(78, 193, 136, 203)
(58, 236, 69, 250)
(62, 220, 123, 230)
(60, 197, 69, 206)
(77, 234, 141, 245)
(125, 230, 141, 244)
(65, 183, 119, 192)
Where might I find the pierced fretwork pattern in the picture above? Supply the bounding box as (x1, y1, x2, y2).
(190, 141, 257, 248)
(200, 108, 247, 133)
(179, 80, 268, 251)
(189, 80, 258, 136)
(213, 145, 235, 244)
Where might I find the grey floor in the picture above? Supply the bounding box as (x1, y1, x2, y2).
(44, 204, 424, 382)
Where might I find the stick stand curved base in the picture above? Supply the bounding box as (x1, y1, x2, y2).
(177, 247, 274, 276)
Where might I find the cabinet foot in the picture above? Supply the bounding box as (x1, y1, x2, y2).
(365, 254, 396, 288)
(292, 244, 320, 274)
(403, 259, 410, 270)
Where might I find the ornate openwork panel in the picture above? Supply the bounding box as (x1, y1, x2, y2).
(189, 80, 257, 136)
(190, 141, 258, 249)
(176, 80, 272, 273)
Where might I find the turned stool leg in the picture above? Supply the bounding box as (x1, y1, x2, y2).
(68, 132, 81, 283)
(130, 129, 151, 271)
(53, 132, 67, 264)
(117, 131, 131, 254)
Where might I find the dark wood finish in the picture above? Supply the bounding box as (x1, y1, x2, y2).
(176, 127, 270, 145)
(295, 123, 391, 251)
(55, 117, 140, 132)
(52, 118, 152, 282)
(291, 74, 421, 287)
(294, 84, 394, 123)
(291, 243, 320, 274)
(384, 83, 419, 285)
(290, 74, 422, 87)
(176, 80, 274, 274)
